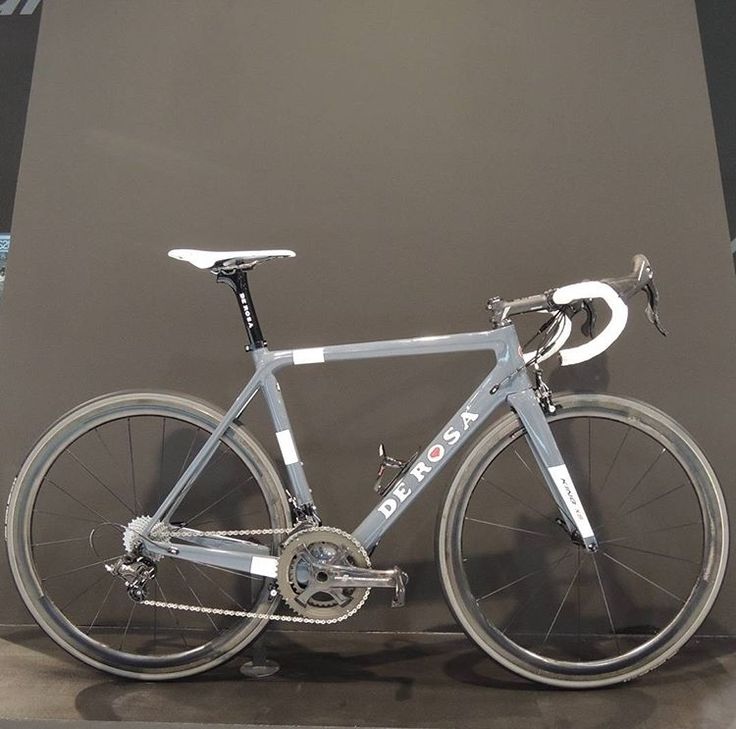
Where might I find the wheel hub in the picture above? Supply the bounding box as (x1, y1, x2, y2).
(122, 515, 171, 559)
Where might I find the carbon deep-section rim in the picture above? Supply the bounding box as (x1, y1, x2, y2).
(437, 393, 728, 688)
(6, 391, 291, 680)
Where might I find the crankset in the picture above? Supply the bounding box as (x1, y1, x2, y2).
(104, 523, 407, 625)
(277, 526, 408, 620)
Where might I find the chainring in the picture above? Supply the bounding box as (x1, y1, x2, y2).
(277, 526, 371, 621)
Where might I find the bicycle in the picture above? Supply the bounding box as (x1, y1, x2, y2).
(5, 250, 728, 688)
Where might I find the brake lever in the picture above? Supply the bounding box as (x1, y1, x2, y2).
(580, 299, 596, 339)
(565, 300, 597, 339)
(644, 281, 667, 336)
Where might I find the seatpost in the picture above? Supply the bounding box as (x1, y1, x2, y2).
(216, 269, 267, 350)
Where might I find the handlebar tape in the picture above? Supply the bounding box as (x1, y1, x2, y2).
(551, 281, 628, 366)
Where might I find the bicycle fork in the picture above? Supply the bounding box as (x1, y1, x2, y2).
(509, 388, 598, 551)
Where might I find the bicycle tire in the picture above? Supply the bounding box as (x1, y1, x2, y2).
(437, 393, 728, 688)
(6, 390, 291, 680)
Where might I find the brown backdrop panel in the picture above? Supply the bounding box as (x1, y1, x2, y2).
(1, 0, 734, 633)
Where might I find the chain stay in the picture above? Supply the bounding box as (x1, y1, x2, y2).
(139, 526, 370, 625)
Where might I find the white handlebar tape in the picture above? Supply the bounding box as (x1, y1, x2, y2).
(552, 281, 628, 366)
(523, 313, 572, 364)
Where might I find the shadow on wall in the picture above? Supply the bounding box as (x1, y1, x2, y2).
(548, 352, 610, 395)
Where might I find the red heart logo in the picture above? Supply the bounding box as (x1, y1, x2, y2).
(429, 446, 442, 459)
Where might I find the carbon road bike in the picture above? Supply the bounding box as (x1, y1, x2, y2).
(5, 251, 728, 687)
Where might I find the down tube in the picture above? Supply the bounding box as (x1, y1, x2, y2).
(352, 371, 533, 552)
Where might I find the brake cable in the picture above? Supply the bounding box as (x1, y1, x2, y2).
(489, 309, 567, 395)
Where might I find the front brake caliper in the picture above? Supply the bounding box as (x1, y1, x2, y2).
(533, 365, 557, 415)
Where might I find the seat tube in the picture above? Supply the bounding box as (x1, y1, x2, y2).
(258, 368, 315, 511)
(508, 388, 598, 550)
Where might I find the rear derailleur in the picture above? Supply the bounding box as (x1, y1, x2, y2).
(105, 554, 156, 602)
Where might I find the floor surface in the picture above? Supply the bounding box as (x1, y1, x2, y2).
(1, 627, 735, 728)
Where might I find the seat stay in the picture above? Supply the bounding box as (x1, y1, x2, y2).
(144, 375, 262, 532)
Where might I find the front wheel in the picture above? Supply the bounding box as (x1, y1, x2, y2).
(437, 393, 728, 688)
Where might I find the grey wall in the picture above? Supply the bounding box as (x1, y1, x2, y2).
(1, 0, 735, 634)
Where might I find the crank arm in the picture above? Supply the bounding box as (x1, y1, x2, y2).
(324, 564, 409, 607)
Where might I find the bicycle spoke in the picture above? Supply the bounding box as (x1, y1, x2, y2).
(94, 428, 134, 496)
(184, 477, 255, 527)
(42, 555, 122, 582)
(597, 426, 631, 494)
(153, 582, 158, 648)
(605, 542, 699, 565)
(119, 602, 136, 651)
(44, 478, 116, 526)
(159, 418, 166, 502)
(59, 571, 109, 612)
(620, 483, 686, 519)
(86, 579, 116, 633)
(543, 560, 583, 644)
(601, 520, 701, 545)
(172, 562, 220, 633)
(596, 483, 686, 532)
(592, 554, 620, 654)
(513, 448, 548, 493)
(33, 509, 100, 525)
(190, 562, 248, 611)
(465, 517, 556, 539)
(611, 447, 666, 515)
(478, 552, 571, 601)
(480, 476, 555, 524)
(587, 418, 592, 499)
(126, 418, 139, 514)
(157, 581, 190, 649)
(500, 550, 574, 634)
(64, 448, 135, 515)
(601, 551, 684, 603)
(176, 426, 201, 481)
(576, 550, 581, 652)
(32, 535, 90, 547)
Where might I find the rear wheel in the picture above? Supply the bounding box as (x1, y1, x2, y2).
(437, 393, 728, 687)
(6, 391, 291, 680)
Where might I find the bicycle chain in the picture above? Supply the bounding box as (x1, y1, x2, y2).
(140, 526, 371, 625)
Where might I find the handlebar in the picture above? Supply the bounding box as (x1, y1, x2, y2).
(551, 281, 628, 365)
(488, 254, 664, 366)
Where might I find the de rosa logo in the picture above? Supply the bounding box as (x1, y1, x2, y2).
(377, 409, 479, 519)
(0, 0, 40, 15)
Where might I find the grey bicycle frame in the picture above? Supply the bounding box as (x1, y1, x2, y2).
(144, 324, 596, 575)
